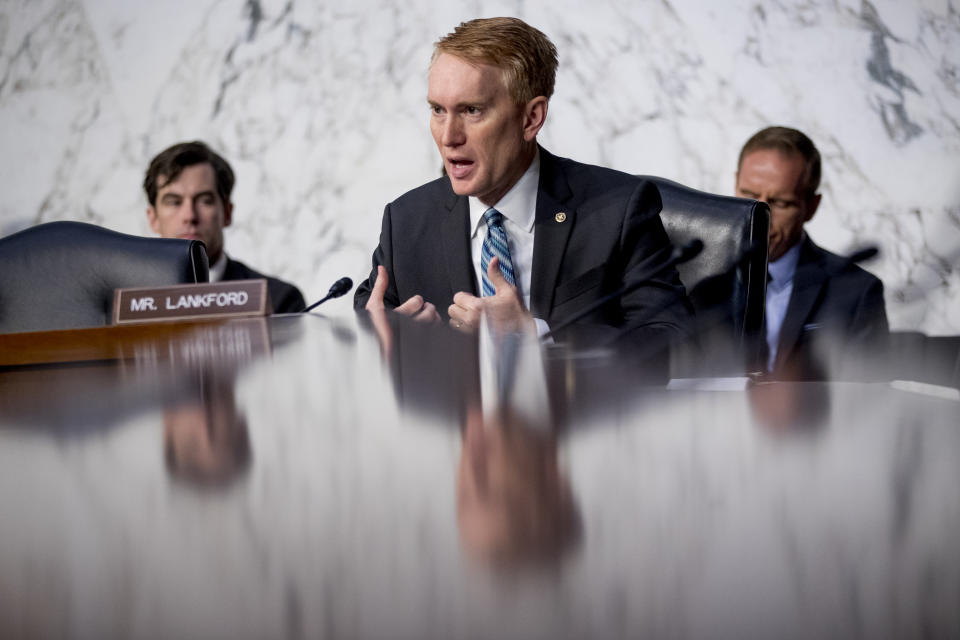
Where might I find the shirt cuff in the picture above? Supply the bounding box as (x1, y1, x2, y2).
(533, 317, 553, 343)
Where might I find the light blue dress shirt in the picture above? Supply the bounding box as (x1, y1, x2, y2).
(765, 237, 803, 371)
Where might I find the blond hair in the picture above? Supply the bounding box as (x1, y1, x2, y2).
(433, 17, 558, 104)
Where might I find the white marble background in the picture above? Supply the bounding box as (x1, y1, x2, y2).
(0, 0, 957, 333)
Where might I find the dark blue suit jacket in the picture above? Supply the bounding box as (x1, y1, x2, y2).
(354, 147, 693, 352)
(224, 258, 306, 314)
(773, 237, 889, 377)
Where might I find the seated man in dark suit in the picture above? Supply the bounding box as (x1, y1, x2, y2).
(355, 17, 692, 360)
(144, 141, 306, 313)
(734, 126, 889, 378)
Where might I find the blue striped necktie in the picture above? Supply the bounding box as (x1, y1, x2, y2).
(480, 207, 516, 297)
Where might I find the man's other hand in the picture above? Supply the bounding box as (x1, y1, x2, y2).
(449, 257, 535, 334)
(365, 265, 440, 323)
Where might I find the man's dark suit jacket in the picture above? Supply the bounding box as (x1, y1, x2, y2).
(773, 237, 889, 378)
(354, 147, 693, 353)
(224, 257, 306, 314)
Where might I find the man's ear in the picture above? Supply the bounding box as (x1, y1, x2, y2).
(223, 201, 233, 228)
(805, 193, 821, 222)
(522, 96, 549, 142)
(146, 206, 160, 234)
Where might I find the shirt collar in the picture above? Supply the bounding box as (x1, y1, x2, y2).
(208, 252, 227, 282)
(469, 147, 540, 238)
(768, 233, 804, 290)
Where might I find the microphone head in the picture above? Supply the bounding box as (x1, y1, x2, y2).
(671, 238, 704, 264)
(328, 277, 353, 298)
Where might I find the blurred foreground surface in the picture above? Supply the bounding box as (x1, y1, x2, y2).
(0, 314, 958, 639)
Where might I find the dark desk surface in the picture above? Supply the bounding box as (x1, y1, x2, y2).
(1, 314, 958, 639)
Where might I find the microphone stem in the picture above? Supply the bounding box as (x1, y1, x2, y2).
(540, 242, 701, 342)
(540, 286, 629, 341)
(304, 295, 331, 313)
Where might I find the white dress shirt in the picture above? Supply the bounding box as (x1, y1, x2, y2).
(208, 253, 227, 283)
(765, 236, 803, 370)
(467, 149, 540, 315)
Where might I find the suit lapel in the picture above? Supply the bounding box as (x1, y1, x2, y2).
(222, 258, 242, 280)
(440, 189, 477, 297)
(220, 258, 250, 282)
(775, 238, 827, 369)
(530, 148, 574, 318)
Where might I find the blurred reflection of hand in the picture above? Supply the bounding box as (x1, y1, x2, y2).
(365, 266, 395, 359)
(455, 406, 579, 570)
(163, 381, 251, 487)
(747, 377, 829, 435)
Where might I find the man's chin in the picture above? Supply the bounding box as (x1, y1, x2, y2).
(449, 178, 478, 197)
(768, 241, 785, 262)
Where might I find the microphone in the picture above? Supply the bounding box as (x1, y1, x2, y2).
(304, 277, 354, 312)
(790, 244, 880, 284)
(671, 238, 704, 264)
(540, 238, 704, 342)
(846, 245, 879, 264)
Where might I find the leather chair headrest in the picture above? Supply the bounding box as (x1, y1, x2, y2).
(0, 221, 209, 334)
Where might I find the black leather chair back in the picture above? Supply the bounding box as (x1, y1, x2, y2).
(0, 221, 209, 334)
(639, 176, 770, 375)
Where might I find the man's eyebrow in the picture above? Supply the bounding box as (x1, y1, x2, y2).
(427, 98, 488, 108)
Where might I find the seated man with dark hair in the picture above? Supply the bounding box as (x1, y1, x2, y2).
(735, 126, 888, 378)
(144, 141, 306, 313)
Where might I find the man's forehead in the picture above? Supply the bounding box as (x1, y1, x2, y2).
(741, 147, 804, 170)
(739, 149, 805, 179)
(738, 164, 810, 203)
(157, 163, 217, 194)
(428, 53, 509, 99)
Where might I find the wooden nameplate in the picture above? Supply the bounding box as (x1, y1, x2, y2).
(113, 279, 269, 325)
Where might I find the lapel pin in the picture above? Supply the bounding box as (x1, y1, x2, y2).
(555, 212, 567, 223)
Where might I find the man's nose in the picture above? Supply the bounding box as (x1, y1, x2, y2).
(181, 201, 200, 222)
(441, 116, 465, 147)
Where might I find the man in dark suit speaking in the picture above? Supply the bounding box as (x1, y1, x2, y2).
(355, 17, 692, 353)
(734, 126, 889, 377)
(144, 141, 306, 314)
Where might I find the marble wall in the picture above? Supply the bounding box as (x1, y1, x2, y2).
(1, 0, 957, 332)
